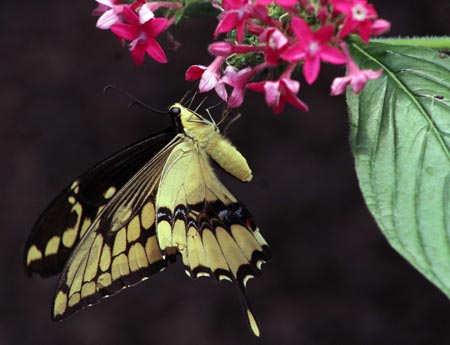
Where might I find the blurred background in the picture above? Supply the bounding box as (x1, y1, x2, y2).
(1, 0, 450, 344)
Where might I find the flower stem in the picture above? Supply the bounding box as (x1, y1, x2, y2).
(372, 36, 450, 50)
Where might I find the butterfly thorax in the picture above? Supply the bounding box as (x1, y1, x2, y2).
(173, 103, 253, 182)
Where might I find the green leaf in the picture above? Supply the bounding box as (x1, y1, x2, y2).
(174, 0, 219, 23)
(347, 40, 450, 296)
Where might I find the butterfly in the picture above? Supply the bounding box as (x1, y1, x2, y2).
(24, 98, 271, 337)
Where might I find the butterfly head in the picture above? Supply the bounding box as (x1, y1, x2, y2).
(169, 103, 218, 140)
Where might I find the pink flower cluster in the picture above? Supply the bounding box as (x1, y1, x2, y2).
(186, 0, 389, 113)
(93, 0, 390, 113)
(93, 0, 180, 65)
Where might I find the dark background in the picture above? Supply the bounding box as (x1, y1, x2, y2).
(2, 1, 450, 344)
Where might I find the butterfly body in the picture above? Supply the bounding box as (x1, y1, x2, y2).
(25, 102, 270, 337)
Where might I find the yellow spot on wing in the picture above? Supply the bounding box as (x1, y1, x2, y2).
(84, 234, 103, 282)
(53, 291, 67, 317)
(111, 253, 129, 280)
(97, 272, 112, 289)
(145, 236, 163, 264)
(68, 293, 81, 307)
(45, 236, 61, 256)
(112, 228, 126, 256)
(103, 186, 116, 199)
(202, 229, 228, 272)
(26, 245, 43, 265)
(216, 227, 247, 277)
(172, 219, 186, 251)
(157, 221, 172, 251)
(81, 281, 96, 298)
(141, 202, 155, 230)
(62, 202, 82, 248)
(100, 245, 111, 272)
(127, 216, 141, 243)
(128, 243, 148, 272)
(231, 225, 262, 261)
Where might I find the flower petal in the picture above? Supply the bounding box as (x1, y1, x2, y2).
(146, 17, 168, 37)
(185, 65, 207, 81)
(214, 12, 239, 37)
(131, 43, 146, 65)
(96, 9, 119, 29)
(215, 81, 228, 101)
(290, 17, 313, 40)
(139, 4, 155, 24)
(315, 25, 334, 44)
(303, 55, 321, 84)
(330, 76, 351, 95)
(122, 5, 139, 24)
(320, 45, 347, 65)
(110, 23, 139, 40)
(145, 38, 167, 63)
(280, 45, 306, 62)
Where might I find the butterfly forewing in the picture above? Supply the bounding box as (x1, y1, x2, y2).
(25, 130, 176, 277)
(51, 136, 183, 320)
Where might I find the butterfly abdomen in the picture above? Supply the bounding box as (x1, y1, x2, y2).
(205, 132, 253, 182)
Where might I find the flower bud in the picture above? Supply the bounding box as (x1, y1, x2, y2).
(208, 42, 235, 56)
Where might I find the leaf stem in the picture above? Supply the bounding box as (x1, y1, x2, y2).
(372, 36, 450, 50)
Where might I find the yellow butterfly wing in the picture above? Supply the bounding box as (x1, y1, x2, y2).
(156, 139, 271, 337)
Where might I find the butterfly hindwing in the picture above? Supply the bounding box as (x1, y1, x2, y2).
(155, 140, 271, 336)
(25, 129, 176, 277)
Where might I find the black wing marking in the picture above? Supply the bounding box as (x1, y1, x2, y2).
(25, 129, 177, 277)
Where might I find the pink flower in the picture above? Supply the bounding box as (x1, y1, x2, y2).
(185, 57, 227, 100)
(330, 56, 382, 95)
(110, 6, 168, 65)
(214, 0, 268, 43)
(221, 66, 253, 107)
(331, 0, 381, 43)
(281, 17, 346, 84)
(247, 75, 309, 114)
(94, 0, 125, 30)
(259, 27, 288, 66)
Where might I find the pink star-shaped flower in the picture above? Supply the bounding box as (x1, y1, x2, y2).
(220, 66, 255, 108)
(331, 0, 380, 43)
(331, 56, 382, 95)
(259, 27, 288, 66)
(281, 17, 347, 84)
(110, 6, 168, 65)
(247, 75, 309, 114)
(214, 0, 268, 43)
(185, 57, 228, 100)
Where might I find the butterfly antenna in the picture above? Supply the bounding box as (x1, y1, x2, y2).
(103, 85, 168, 115)
(218, 108, 241, 134)
(205, 101, 225, 125)
(194, 96, 208, 113)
